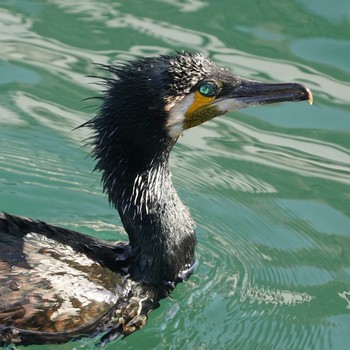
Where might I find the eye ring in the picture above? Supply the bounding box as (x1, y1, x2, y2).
(198, 81, 218, 97)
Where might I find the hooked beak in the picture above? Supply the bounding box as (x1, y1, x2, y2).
(215, 79, 313, 111)
(171, 78, 313, 136)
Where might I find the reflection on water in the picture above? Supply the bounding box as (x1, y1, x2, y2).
(178, 117, 350, 187)
(10, 92, 89, 142)
(1, 0, 350, 349)
(240, 282, 313, 306)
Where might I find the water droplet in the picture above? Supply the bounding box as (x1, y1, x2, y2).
(9, 280, 20, 291)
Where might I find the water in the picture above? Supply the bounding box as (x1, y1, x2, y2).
(1, 0, 350, 349)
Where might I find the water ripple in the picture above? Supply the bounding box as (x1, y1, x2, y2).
(9, 91, 89, 142)
(1, 2, 349, 349)
(178, 118, 350, 186)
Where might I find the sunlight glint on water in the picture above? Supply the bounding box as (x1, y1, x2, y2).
(1, 0, 350, 349)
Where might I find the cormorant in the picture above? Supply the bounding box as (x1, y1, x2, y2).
(0, 52, 312, 345)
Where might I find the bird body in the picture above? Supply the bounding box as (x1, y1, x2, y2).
(0, 52, 312, 345)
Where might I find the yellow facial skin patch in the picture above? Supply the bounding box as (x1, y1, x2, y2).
(184, 91, 221, 130)
(185, 91, 216, 116)
(167, 90, 225, 138)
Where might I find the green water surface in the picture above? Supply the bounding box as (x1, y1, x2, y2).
(0, 1, 350, 349)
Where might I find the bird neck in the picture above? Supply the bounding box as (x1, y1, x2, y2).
(99, 138, 196, 287)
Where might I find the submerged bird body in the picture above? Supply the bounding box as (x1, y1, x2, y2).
(0, 52, 312, 345)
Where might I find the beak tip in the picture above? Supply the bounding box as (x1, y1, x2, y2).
(305, 87, 313, 105)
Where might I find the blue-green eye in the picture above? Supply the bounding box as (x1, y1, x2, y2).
(198, 82, 217, 97)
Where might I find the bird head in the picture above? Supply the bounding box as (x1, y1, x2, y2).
(163, 52, 312, 138)
(89, 52, 312, 173)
